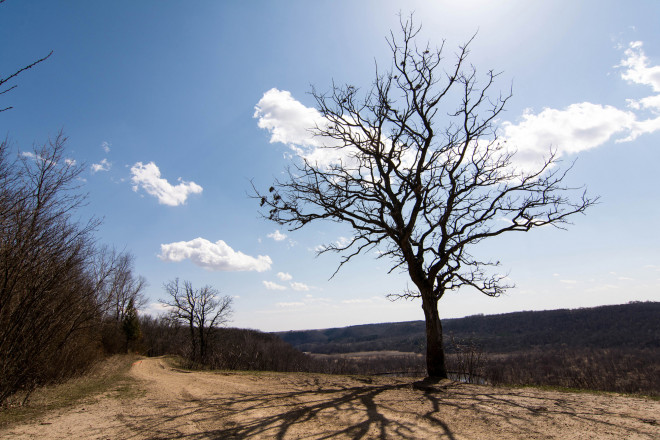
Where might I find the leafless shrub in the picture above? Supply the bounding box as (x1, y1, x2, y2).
(445, 334, 486, 384)
(482, 348, 660, 396)
(307, 352, 424, 376)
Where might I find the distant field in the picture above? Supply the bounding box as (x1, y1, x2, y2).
(310, 350, 423, 359)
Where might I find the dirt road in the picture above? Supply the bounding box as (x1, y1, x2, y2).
(2, 357, 658, 439)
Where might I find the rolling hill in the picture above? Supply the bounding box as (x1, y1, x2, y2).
(276, 301, 660, 354)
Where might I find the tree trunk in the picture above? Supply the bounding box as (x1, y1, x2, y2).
(198, 325, 205, 363)
(422, 295, 447, 378)
(189, 320, 196, 362)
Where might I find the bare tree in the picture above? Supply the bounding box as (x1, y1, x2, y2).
(0, 50, 52, 113)
(256, 18, 597, 378)
(161, 279, 233, 363)
(0, 134, 102, 403)
(94, 247, 147, 322)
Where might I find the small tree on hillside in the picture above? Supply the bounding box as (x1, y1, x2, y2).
(255, 18, 597, 378)
(122, 298, 141, 353)
(92, 247, 147, 353)
(161, 279, 233, 363)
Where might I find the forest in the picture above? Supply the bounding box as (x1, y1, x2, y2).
(277, 302, 660, 396)
(277, 302, 660, 354)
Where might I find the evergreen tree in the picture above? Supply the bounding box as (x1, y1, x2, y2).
(122, 298, 142, 353)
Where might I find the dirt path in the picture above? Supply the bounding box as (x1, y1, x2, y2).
(2, 357, 658, 439)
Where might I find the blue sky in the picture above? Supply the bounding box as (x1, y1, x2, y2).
(2, 0, 659, 331)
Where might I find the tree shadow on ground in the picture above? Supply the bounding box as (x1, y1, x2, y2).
(114, 375, 657, 440)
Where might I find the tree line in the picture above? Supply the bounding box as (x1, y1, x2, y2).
(0, 130, 281, 405)
(277, 302, 660, 354)
(0, 135, 149, 406)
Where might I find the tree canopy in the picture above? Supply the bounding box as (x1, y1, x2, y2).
(257, 18, 596, 378)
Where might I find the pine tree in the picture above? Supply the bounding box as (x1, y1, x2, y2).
(122, 298, 142, 353)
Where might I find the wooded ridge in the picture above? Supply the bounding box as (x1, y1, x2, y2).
(276, 302, 660, 354)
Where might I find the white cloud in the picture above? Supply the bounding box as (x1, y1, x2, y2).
(130, 161, 202, 206)
(304, 295, 331, 304)
(257, 43, 660, 177)
(277, 272, 293, 281)
(314, 236, 352, 253)
(254, 88, 324, 148)
(290, 281, 310, 291)
(619, 41, 660, 93)
(628, 94, 660, 112)
(141, 301, 172, 317)
(22, 151, 80, 168)
(159, 237, 272, 272)
(336, 236, 351, 247)
(341, 298, 373, 304)
(91, 158, 111, 173)
(21, 151, 54, 165)
(101, 141, 111, 153)
(585, 284, 619, 293)
(502, 41, 660, 168)
(502, 103, 638, 167)
(263, 280, 287, 290)
(617, 41, 660, 137)
(276, 302, 305, 308)
(560, 279, 578, 284)
(253, 89, 424, 171)
(267, 230, 287, 241)
(254, 88, 348, 167)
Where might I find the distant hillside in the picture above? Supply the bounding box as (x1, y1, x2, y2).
(276, 302, 660, 354)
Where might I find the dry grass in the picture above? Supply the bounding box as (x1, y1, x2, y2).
(0, 354, 143, 428)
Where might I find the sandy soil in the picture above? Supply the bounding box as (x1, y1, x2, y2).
(2, 357, 658, 439)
